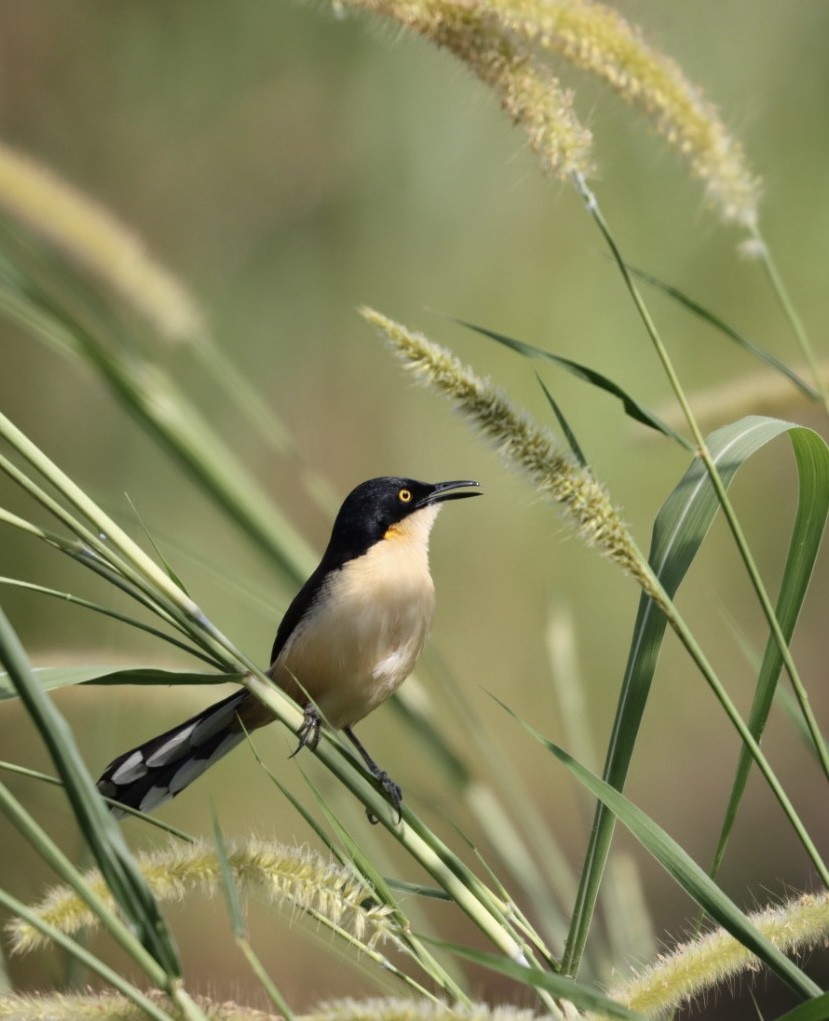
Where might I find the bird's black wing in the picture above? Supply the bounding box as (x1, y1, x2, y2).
(269, 558, 335, 665)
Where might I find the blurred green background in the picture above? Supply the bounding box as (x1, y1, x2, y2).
(1, 1, 828, 1013)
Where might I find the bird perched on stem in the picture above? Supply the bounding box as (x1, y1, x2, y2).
(98, 476, 480, 821)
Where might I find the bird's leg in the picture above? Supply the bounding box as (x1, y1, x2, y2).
(290, 705, 322, 757)
(343, 725, 403, 823)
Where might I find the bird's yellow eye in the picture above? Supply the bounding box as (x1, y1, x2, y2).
(398, 487, 413, 503)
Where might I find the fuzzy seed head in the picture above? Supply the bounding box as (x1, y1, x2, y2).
(6, 839, 400, 956)
(361, 306, 657, 598)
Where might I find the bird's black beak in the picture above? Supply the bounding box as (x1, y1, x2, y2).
(418, 480, 481, 507)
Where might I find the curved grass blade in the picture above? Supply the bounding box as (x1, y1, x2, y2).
(458, 318, 692, 449)
(418, 936, 643, 1020)
(628, 266, 819, 401)
(0, 665, 244, 700)
(495, 698, 822, 1001)
(565, 416, 829, 976)
(775, 992, 829, 1021)
(0, 576, 217, 664)
(0, 606, 181, 977)
(211, 811, 296, 1020)
(125, 493, 190, 595)
(536, 374, 588, 467)
(711, 425, 829, 877)
(0, 886, 177, 1021)
(0, 760, 194, 842)
(0, 263, 314, 587)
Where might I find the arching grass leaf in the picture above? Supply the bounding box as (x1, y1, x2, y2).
(0, 666, 245, 700)
(494, 698, 821, 1001)
(419, 935, 643, 1019)
(565, 416, 829, 974)
(458, 318, 693, 449)
(628, 266, 819, 401)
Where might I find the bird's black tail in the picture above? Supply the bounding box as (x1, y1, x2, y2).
(96, 689, 249, 817)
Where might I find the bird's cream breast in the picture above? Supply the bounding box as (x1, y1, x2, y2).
(272, 505, 439, 729)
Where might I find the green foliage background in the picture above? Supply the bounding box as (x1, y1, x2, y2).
(0, 1, 827, 1012)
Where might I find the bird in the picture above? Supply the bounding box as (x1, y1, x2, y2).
(97, 476, 480, 821)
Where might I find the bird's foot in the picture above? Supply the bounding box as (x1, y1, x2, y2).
(290, 705, 322, 757)
(366, 770, 403, 825)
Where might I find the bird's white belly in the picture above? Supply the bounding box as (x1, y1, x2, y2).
(272, 537, 436, 729)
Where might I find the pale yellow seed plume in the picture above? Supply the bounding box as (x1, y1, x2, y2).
(597, 891, 829, 1019)
(6, 839, 399, 955)
(0, 990, 278, 1020)
(340, 0, 593, 180)
(361, 306, 659, 601)
(485, 0, 761, 226)
(0, 141, 203, 341)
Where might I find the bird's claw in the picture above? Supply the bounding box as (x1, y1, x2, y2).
(366, 770, 403, 825)
(290, 705, 321, 757)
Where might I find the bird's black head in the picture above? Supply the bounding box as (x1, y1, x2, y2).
(324, 476, 480, 565)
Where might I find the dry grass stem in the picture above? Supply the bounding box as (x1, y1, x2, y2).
(648, 361, 828, 434)
(0, 141, 204, 341)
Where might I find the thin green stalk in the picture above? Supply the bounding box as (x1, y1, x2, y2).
(0, 411, 258, 675)
(298, 765, 473, 1004)
(243, 674, 534, 967)
(659, 585, 828, 884)
(0, 760, 195, 843)
(0, 452, 183, 625)
(0, 576, 219, 666)
(0, 780, 169, 986)
(168, 985, 211, 1021)
(564, 172, 828, 976)
(749, 222, 829, 413)
(0, 506, 218, 667)
(573, 173, 826, 754)
(235, 939, 295, 1021)
(572, 172, 829, 784)
(563, 559, 828, 977)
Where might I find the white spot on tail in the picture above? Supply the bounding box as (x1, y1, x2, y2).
(110, 750, 148, 784)
(145, 722, 198, 766)
(168, 732, 244, 794)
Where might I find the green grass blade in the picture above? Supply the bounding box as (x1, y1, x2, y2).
(459, 318, 693, 449)
(536, 374, 588, 467)
(497, 700, 822, 1001)
(711, 426, 829, 877)
(210, 811, 247, 939)
(775, 992, 829, 1021)
(628, 266, 819, 401)
(0, 259, 314, 586)
(0, 885, 178, 1021)
(124, 492, 191, 595)
(0, 605, 181, 977)
(0, 576, 218, 664)
(564, 416, 827, 975)
(0, 665, 244, 699)
(297, 764, 470, 1004)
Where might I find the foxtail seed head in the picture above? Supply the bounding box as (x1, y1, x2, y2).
(362, 306, 658, 601)
(6, 838, 399, 955)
